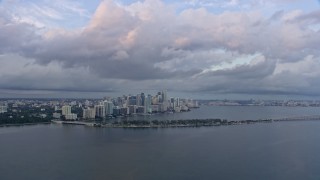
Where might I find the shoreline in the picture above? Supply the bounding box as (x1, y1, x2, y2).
(2, 116, 320, 128)
(0, 122, 51, 127)
(51, 117, 320, 129)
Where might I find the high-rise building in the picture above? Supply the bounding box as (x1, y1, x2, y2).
(141, 93, 145, 106)
(152, 96, 159, 105)
(62, 105, 72, 116)
(103, 101, 109, 115)
(114, 97, 123, 106)
(136, 94, 142, 106)
(112, 106, 121, 116)
(94, 105, 105, 118)
(175, 97, 180, 107)
(157, 94, 162, 103)
(83, 108, 96, 119)
(144, 94, 152, 113)
(128, 96, 137, 106)
(170, 97, 175, 108)
(162, 90, 168, 111)
(107, 101, 114, 115)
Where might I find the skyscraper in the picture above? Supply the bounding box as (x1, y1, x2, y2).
(175, 97, 180, 107)
(103, 100, 109, 115)
(162, 90, 168, 111)
(144, 94, 152, 113)
(128, 96, 137, 106)
(136, 94, 142, 106)
(107, 101, 114, 115)
(141, 93, 145, 106)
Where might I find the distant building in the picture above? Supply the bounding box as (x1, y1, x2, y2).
(62, 105, 72, 116)
(162, 90, 168, 109)
(175, 98, 180, 107)
(152, 105, 160, 112)
(40, 114, 47, 118)
(160, 103, 167, 112)
(65, 113, 77, 120)
(128, 105, 137, 114)
(174, 106, 181, 112)
(144, 95, 152, 113)
(94, 105, 105, 118)
(112, 106, 121, 116)
(152, 96, 159, 105)
(0, 105, 7, 114)
(106, 101, 114, 115)
(181, 105, 189, 111)
(136, 106, 145, 114)
(136, 94, 142, 106)
(85, 100, 91, 106)
(70, 101, 77, 106)
(120, 107, 129, 115)
(53, 113, 61, 119)
(140, 93, 145, 106)
(128, 96, 137, 106)
(83, 108, 95, 119)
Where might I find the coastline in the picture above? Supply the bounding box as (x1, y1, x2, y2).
(51, 116, 320, 129)
(0, 122, 51, 127)
(2, 115, 320, 129)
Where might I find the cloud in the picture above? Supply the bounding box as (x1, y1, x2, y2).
(0, 54, 115, 92)
(0, 0, 319, 98)
(1, 0, 92, 28)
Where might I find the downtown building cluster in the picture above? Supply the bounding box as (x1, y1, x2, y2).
(82, 90, 199, 120)
(56, 90, 199, 120)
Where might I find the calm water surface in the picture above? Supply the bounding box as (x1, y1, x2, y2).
(122, 105, 320, 121)
(1, 106, 320, 180)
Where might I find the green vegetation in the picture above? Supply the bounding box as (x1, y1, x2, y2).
(107, 118, 272, 128)
(0, 105, 53, 125)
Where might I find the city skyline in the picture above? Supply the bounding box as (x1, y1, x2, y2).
(0, 89, 200, 122)
(0, 0, 320, 99)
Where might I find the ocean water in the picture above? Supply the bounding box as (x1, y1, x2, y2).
(1, 106, 320, 180)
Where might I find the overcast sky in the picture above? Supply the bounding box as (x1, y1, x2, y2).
(0, 0, 320, 99)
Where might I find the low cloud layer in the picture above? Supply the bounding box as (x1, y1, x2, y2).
(0, 0, 320, 99)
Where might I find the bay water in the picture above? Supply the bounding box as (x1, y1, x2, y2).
(1, 106, 320, 180)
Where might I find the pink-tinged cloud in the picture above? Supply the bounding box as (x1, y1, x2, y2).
(0, 0, 319, 98)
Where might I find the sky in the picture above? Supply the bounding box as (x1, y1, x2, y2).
(0, 0, 320, 99)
